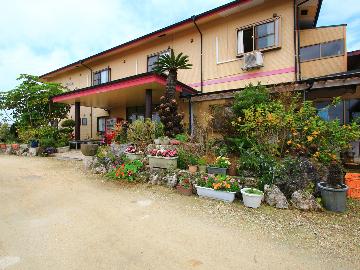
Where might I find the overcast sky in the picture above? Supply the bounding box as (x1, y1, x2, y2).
(0, 0, 359, 91)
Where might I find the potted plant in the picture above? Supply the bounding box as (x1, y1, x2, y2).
(176, 174, 193, 196)
(241, 188, 264, 208)
(318, 161, 348, 212)
(81, 143, 99, 156)
(148, 148, 178, 170)
(124, 145, 144, 161)
(207, 156, 230, 175)
(188, 153, 199, 173)
(198, 157, 207, 173)
(154, 122, 164, 145)
(159, 136, 170, 145)
(195, 174, 240, 202)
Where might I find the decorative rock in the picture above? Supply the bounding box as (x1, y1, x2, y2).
(264, 185, 289, 209)
(110, 143, 130, 157)
(83, 156, 95, 170)
(149, 169, 165, 185)
(92, 164, 107, 174)
(291, 190, 322, 211)
(163, 172, 178, 188)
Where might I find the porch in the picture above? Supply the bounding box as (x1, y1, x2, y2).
(52, 72, 197, 140)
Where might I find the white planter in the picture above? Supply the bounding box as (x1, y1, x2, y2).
(195, 185, 236, 203)
(241, 188, 263, 208)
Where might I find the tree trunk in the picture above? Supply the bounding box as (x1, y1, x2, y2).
(165, 70, 177, 100)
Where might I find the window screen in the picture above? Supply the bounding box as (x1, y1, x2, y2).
(147, 55, 159, 72)
(255, 21, 275, 50)
(300, 44, 321, 62)
(93, 69, 110, 85)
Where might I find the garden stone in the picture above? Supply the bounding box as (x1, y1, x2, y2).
(163, 172, 178, 188)
(83, 156, 95, 171)
(149, 169, 165, 185)
(92, 164, 107, 174)
(110, 143, 130, 157)
(291, 190, 322, 211)
(264, 185, 288, 209)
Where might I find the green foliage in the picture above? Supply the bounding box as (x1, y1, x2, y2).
(153, 51, 192, 74)
(243, 188, 263, 195)
(232, 83, 270, 117)
(232, 85, 360, 165)
(0, 74, 70, 128)
(177, 148, 200, 168)
(61, 119, 76, 128)
(0, 123, 13, 142)
(106, 160, 144, 182)
(198, 157, 207, 166)
(214, 156, 231, 168)
(18, 125, 71, 147)
(127, 119, 155, 149)
(175, 133, 188, 142)
(154, 121, 164, 139)
(326, 161, 344, 188)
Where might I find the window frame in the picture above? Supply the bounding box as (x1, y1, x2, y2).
(237, 17, 281, 56)
(81, 117, 88, 126)
(299, 39, 345, 63)
(93, 68, 111, 86)
(147, 49, 172, 72)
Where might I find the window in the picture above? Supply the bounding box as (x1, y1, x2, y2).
(147, 49, 171, 72)
(300, 39, 344, 62)
(237, 19, 280, 54)
(316, 101, 344, 123)
(93, 68, 110, 86)
(97, 117, 106, 133)
(81, 118, 88, 126)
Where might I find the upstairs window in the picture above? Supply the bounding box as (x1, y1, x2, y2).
(147, 49, 171, 72)
(300, 39, 344, 62)
(237, 19, 280, 54)
(93, 68, 111, 86)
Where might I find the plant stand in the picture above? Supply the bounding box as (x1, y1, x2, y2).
(148, 156, 178, 170)
(195, 185, 236, 202)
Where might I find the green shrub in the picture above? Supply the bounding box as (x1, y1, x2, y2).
(0, 123, 12, 142)
(127, 119, 155, 149)
(60, 119, 76, 128)
(175, 133, 188, 142)
(154, 121, 164, 139)
(106, 160, 144, 182)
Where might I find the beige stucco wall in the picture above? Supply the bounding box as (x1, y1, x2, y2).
(299, 25, 347, 79)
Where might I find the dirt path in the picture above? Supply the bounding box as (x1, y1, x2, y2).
(0, 155, 359, 270)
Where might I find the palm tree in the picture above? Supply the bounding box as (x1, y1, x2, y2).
(153, 50, 192, 100)
(153, 51, 192, 137)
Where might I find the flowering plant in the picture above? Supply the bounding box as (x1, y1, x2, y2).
(149, 148, 177, 158)
(125, 145, 143, 154)
(196, 174, 240, 192)
(178, 176, 192, 189)
(107, 160, 143, 182)
(214, 156, 231, 168)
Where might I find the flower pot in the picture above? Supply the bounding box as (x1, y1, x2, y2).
(195, 185, 236, 202)
(30, 140, 39, 148)
(148, 156, 178, 170)
(198, 165, 207, 173)
(318, 182, 348, 212)
(0, 143, 6, 150)
(207, 166, 227, 175)
(188, 165, 198, 173)
(80, 143, 99, 156)
(126, 153, 143, 161)
(176, 184, 193, 196)
(241, 188, 264, 208)
(154, 138, 161, 145)
(12, 144, 20, 150)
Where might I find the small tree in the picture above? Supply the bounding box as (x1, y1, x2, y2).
(153, 51, 192, 137)
(0, 74, 70, 128)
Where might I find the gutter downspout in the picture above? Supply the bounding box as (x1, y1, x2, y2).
(295, 0, 312, 81)
(80, 61, 94, 138)
(192, 16, 203, 93)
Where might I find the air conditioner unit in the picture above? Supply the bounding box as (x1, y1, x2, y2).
(242, 51, 263, 70)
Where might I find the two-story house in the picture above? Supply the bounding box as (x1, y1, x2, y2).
(41, 0, 360, 144)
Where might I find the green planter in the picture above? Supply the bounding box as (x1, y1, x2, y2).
(148, 156, 178, 170)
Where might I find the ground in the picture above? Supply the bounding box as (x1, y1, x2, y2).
(0, 156, 359, 270)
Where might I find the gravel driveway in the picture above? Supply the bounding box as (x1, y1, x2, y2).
(0, 155, 359, 270)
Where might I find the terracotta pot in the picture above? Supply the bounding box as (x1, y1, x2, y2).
(188, 165, 198, 173)
(176, 184, 193, 196)
(228, 166, 237, 176)
(12, 144, 20, 150)
(0, 143, 6, 150)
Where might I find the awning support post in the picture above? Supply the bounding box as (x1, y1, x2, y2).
(145, 89, 153, 119)
(75, 102, 81, 140)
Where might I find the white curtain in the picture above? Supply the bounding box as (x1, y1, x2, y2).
(237, 30, 244, 54)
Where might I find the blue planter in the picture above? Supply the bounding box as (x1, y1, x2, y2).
(30, 140, 39, 148)
(207, 166, 227, 175)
